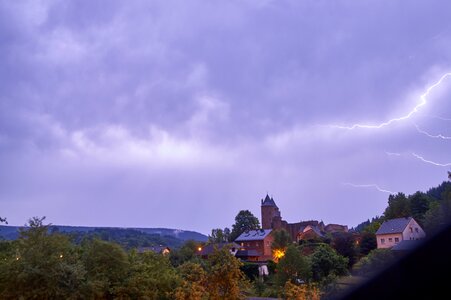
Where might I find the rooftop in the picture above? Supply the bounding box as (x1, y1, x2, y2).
(392, 239, 423, 251)
(376, 217, 412, 235)
(235, 229, 272, 242)
(261, 194, 278, 207)
(199, 242, 240, 256)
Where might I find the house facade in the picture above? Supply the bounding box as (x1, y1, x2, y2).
(235, 229, 273, 261)
(376, 217, 426, 249)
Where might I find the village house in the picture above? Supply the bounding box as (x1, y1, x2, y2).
(296, 224, 324, 242)
(235, 229, 273, 262)
(376, 217, 426, 249)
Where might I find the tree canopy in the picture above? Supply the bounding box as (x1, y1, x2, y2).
(230, 210, 261, 241)
(275, 244, 311, 286)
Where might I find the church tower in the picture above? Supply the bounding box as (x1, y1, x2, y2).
(261, 194, 282, 229)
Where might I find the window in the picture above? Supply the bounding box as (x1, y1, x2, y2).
(415, 228, 419, 233)
(410, 227, 413, 233)
(381, 238, 385, 244)
(241, 243, 244, 247)
(388, 238, 393, 242)
(256, 242, 259, 247)
(395, 237, 399, 243)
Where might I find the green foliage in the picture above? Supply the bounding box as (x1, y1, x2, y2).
(310, 244, 348, 283)
(383, 193, 411, 220)
(331, 232, 358, 267)
(208, 227, 230, 243)
(353, 248, 396, 277)
(284, 281, 321, 300)
(206, 246, 247, 299)
(0, 217, 87, 299)
(73, 227, 183, 249)
(125, 250, 180, 299)
(426, 180, 451, 200)
(275, 245, 311, 286)
(82, 238, 130, 298)
(169, 240, 202, 267)
(271, 229, 292, 251)
(175, 262, 207, 300)
(230, 210, 261, 241)
(241, 262, 260, 281)
(358, 232, 377, 256)
(354, 216, 382, 234)
(408, 192, 431, 225)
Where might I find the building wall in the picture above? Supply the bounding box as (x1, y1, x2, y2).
(261, 206, 279, 229)
(262, 234, 274, 257)
(377, 219, 426, 249)
(261, 200, 347, 242)
(325, 224, 348, 233)
(402, 218, 426, 241)
(238, 234, 274, 261)
(377, 233, 403, 249)
(238, 240, 265, 256)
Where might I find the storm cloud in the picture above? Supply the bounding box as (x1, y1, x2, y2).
(1, 0, 451, 233)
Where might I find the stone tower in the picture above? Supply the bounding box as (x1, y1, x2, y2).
(261, 194, 282, 230)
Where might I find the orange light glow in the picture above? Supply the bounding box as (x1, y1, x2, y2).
(198, 247, 202, 252)
(273, 249, 285, 262)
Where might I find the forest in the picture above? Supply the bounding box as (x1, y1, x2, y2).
(0, 178, 450, 299)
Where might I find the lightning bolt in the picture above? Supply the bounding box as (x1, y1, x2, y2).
(414, 124, 451, 140)
(412, 153, 451, 167)
(330, 72, 451, 130)
(342, 182, 395, 194)
(429, 115, 451, 121)
(385, 151, 402, 156)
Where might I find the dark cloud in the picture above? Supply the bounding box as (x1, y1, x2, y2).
(1, 0, 451, 233)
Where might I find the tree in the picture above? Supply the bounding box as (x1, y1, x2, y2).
(409, 192, 431, 225)
(275, 245, 311, 286)
(209, 228, 226, 243)
(223, 227, 231, 242)
(353, 248, 395, 277)
(331, 232, 358, 267)
(272, 229, 292, 250)
(230, 210, 261, 241)
(82, 239, 129, 298)
(310, 244, 348, 283)
(272, 229, 292, 261)
(358, 232, 377, 256)
(206, 246, 247, 299)
(0, 217, 87, 299)
(125, 250, 180, 299)
(169, 240, 202, 267)
(362, 218, 382, 234)
(423, 184, 451, 233)
(383, 193, 410, 220)
(175, 262, 207, 300)
(284, 281, 321, 300)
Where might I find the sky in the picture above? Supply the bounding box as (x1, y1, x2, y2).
(1, 0, 451, 235)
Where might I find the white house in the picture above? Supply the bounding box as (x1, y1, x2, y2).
(375, 217, 426, 249)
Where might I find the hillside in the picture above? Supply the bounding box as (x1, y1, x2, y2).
(0, 225, 208, 249)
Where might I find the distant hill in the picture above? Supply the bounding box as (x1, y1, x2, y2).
(0, 225, 208, 249)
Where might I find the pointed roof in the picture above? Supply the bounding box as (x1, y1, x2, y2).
(376, 217, 413, 235)
(261, 194, 278, 207)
